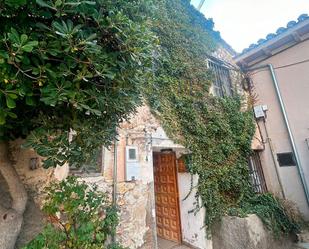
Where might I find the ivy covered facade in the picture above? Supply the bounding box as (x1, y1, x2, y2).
(0, 1, 302, 249)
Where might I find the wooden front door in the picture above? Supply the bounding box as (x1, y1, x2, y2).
(153, 152, 181, 243)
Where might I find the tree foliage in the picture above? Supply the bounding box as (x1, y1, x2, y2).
(0, 0, 156, 168)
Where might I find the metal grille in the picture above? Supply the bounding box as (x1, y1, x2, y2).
(208, 60, 233, 97)
(248, 151, 267, 193)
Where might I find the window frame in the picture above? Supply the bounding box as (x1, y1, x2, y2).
(207, 58, 233, 97)
(70, 146, 105, 176)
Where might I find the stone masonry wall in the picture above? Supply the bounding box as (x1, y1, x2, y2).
(82, 176, 151, 249)
(0, 137, 153, 249)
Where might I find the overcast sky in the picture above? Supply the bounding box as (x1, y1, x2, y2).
(191, 0, 309, 53)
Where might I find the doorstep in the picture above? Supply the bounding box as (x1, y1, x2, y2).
(157, 238, 192, 249)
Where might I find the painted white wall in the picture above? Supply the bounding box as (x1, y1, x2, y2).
(178, 173, 212, 249)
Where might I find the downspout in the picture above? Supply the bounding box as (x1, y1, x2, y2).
(260, 119, 286, 198)
(112, 138, 118, 243)
(266, 64, 309, 206)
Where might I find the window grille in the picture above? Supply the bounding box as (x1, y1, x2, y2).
(208, 60, 233, 97)
(248, 151, 267, 193)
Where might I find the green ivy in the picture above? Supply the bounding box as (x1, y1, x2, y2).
(0, 0, 301, 238)
(145, 0, 302, 237)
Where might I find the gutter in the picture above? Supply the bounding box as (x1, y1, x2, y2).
(248, 64, 309, 206)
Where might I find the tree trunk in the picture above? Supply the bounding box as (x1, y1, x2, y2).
(0, 141, 28, 249)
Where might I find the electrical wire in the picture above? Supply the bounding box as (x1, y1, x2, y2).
(197, 0, 206, 10)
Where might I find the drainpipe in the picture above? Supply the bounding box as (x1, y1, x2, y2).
(261, 119, 286, 199)
(112, 138, 118, 243)
(112, 138, 118, 205)
(260, 64, 309, 206)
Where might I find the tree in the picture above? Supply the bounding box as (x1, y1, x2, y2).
(0, 0, 155, 248)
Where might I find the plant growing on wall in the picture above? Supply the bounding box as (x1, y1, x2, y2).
(23, 177, 123, 249)
(145, 0, 301, 237)
(0, 0, 155, 248)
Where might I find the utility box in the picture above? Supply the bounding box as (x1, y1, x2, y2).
(254, 105, 265, 119)
(125, 146, 140, 181)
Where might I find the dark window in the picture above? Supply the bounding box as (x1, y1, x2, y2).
(277, 152, 296, 167)
(248, 151, 267, 193)
(70, 147, 103, 174)
(208, 60, 233, 97)
(128, 148, 137, 160)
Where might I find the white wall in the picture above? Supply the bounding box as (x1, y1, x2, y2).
(178, 173, 212, 249)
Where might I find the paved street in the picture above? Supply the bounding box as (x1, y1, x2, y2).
(158, 238, 192, 249)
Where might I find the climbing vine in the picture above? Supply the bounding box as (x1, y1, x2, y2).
(145, 0, 302, 236)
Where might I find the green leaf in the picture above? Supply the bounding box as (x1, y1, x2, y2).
(0, 51, 9, 59)
(35, 22, 51, 31)
(7, 112, 17, 119)
(36, 0, 56, 10)
(26, 96, 35, 106)
(6, 96, 16, 108)
(21, 34, 28, 44)
(8, 93, 18, 99)
(0, 112, 5, 125)
(8, 28, 20, 43)
(22, 41, 38, 52)
(55, 0, 62, 7)
(5, 0, 26, 7)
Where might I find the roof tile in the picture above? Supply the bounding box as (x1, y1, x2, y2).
(239, 14, 309, 56)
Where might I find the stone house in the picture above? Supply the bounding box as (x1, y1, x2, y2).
(2, 38, 247, 249)
(235, 14, 309, 219)
(75, 42, 244, 249)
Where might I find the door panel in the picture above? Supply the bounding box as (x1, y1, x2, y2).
(153, 152, 181, 243)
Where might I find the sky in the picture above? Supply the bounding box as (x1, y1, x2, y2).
(191, 0, 309, 53)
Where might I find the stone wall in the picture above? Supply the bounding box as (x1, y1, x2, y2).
(82, 176, 152, 249)
(0, 137, 154, 249)
(212, 215, 295, 249)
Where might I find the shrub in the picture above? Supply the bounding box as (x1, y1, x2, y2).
(23, 176, 124, 249)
